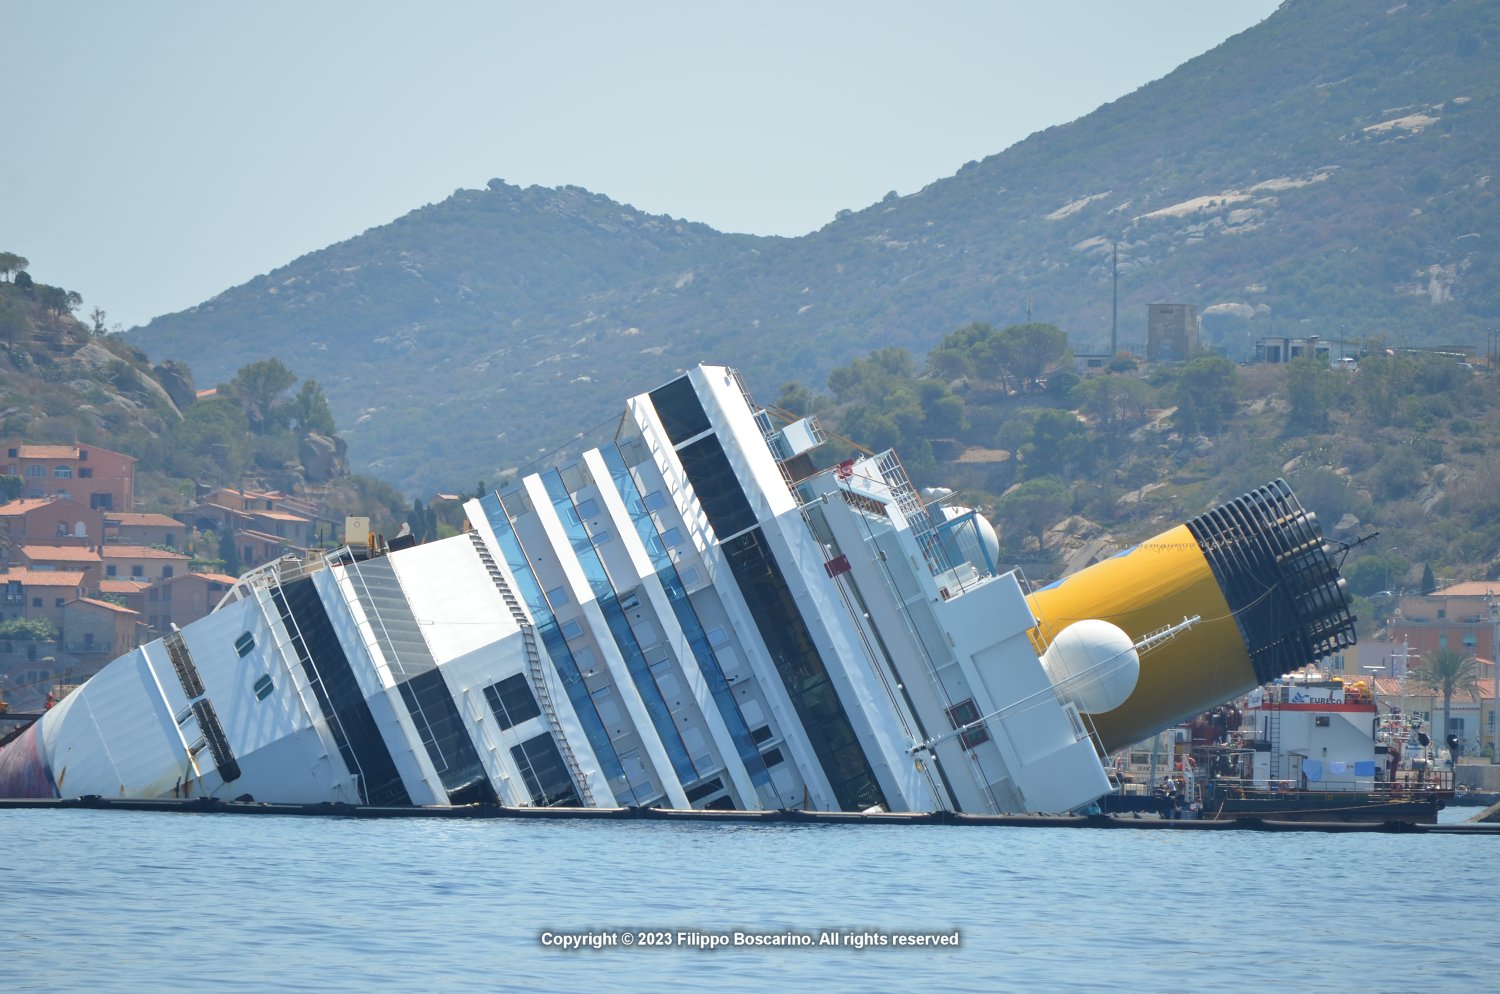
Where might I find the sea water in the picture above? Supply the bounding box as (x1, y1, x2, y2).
(3, 808, 1493, 994)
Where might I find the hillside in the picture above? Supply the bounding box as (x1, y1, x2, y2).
(0, 262, 413, 536)
(129, 0, 1499, 492)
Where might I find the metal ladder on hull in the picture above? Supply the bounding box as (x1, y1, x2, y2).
(469, 533, 595, 806)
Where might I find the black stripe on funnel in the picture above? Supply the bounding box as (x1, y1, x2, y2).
(1184, 479, 1356, 684)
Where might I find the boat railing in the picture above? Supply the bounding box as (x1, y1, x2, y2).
(1206, 772, 1455, 798)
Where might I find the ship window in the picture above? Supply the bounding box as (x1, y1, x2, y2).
(235, 632, 256, 657)
(684, 777, 725, 803)
(511, 733, 582, 807)
(560, 618, 584, 640)
(679, 566, 700, 587)
(545, 586, 569, 608)
(946, 699, 992, 750)
(483, 673, 541, 730)
(575, 498, 599, 520)
(660, 527, 683, 549)
(676, 435, 757, 538)
(590, 528, 612, 545)
(760, 747, 785, 768)
(750, 724, 774, 744)
(1314, 715, 1330, 727)
(648, 375, 712, 445)
(253, 674, 274, 700)
(643, 491, 667, 512)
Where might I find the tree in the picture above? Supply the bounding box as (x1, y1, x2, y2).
(0, 252, 28, 282)
(406, 498, 438, 543)
(1000, 408, 1090, 481)
(0, 297, 24, 349)
(998, 476, 1071, 553)
(997, 322, 1071, 393)
(291, 379, 337, 435)
(219, 522, 241, 578)
(773, 382, 814, 417)
(1286, 357, 1337, 429)
(1420, 563, 1436, 595)
(89, 307, 108, 335)
(1410, 648, 1480, 757)
(39, 285, 70, 317)
(1173, 355, 1238, 436)
(928, 322, 1029, 394)
(224, 358, 297, 434)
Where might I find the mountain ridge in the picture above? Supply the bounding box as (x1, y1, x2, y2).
(131, 0, 1499, 491)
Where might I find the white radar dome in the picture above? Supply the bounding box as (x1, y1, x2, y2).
(1039, 619, 1140, 715)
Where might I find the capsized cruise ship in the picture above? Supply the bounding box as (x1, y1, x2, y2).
(0, 365, 1357, 814)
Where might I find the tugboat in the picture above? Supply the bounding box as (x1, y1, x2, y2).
(1187, 674, 1450, 823)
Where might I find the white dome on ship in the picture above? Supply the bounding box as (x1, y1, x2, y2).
(1039, 619, 1140, 715)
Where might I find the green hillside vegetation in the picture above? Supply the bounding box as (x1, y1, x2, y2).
(1, 254, 415, 537)
(128, 0, 1500, 492)
(786, 324, 1500, 636)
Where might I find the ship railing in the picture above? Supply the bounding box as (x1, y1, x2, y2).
(215, 551, 333, 613)
(727, 366, 808, 502)
(1206, 773, 1454, 798)
(466, 532, 596, 807)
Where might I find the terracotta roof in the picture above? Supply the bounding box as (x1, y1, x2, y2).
(0, 569, 86, 587)
(0, 498, 62, 516)
(99, 545, 191, 560)
(252, 509, 312, 523)
(161, 571, 237, 587)
(18, 545, 101, 563)
(236, 528, 303, 546)
(99, 579, 151, 594)
(1433, 581, 1500, 598)
(16, 444, 80, 459)
(1371, 665, 1497, 701)
(107, 513, 182, 527)
(72, 596, 139, 616)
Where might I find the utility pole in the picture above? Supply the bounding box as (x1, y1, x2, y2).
(1111, 241, 1119, 357)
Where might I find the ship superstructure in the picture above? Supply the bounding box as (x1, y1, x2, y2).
(0, 365, 1357, 814)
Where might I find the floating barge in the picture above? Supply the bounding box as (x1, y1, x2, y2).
(2, 793, 1496, 835)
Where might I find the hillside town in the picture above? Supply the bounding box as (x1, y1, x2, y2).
(0, 439, 339, 710)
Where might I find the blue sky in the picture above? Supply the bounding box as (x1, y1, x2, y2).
(2, 1, 1279, 330)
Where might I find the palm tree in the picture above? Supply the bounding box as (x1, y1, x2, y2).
(1410, 648, 1481, 758)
